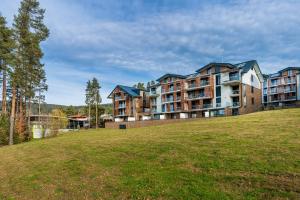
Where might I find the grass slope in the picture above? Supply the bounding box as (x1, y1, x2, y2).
(0, 109, 300, 200)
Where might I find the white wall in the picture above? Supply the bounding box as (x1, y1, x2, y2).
(115, 118, 124, 122)
(180, 113, 188, 119)
(220, 73, 234, 107)
(156, 85, 162, 113)
(242, 68, 261, 89)
(128, 117, 136, 122)
(142, 116, 151, 121)
(160, 114, 166, 120)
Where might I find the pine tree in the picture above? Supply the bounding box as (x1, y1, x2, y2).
(85, 80, 92, 128)
(9, 0, 49, 144)
(91, 78, 101, 128)
(0, 15, 15, 115)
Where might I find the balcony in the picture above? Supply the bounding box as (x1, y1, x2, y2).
(200, 81, 210, 87)
(231, 90, 240, 96)
(203, 104, 213, 109)
(284, 88, 296, 93)
(161, 87, 181, 94)
(116, 112, 126, 117)
(222, 74, 240, 86)
(115, 96, 126, 101)
(162, 97, 181, 103)
(216, 103, 222, 107)
(118, 104, 126, 109)
(151, 109, 157, 113)
(187, 93, 211, 100)
(191, 104, 213, 110)
(231, 102, 240, 107)
(283, 96, 297, 101)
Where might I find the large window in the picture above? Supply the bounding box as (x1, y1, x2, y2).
(216, 86, 221, 97)
(216, 74, 221, 86)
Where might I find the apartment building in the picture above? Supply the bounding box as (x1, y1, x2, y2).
(108, 85, 149, 122)
(156, 74, 188, 119)
(186, 60, 263, 117)
(263, 67, 300, 107)
(109, 60, 265, 122)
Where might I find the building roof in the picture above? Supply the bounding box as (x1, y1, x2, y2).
(196, 62, 236, 73)
(234, 60, 258, 73)
(265, 67, 300, 78)
(156, 73, 187, 82)
(278, 67, 300, 73)
(108, 85, 141, 98)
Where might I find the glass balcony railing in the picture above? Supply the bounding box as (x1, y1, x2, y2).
(200, 81, 210, 86)
(232, 90, 239, 95)
(203, 104, 213, 109)
(118, 104, 126, 109)
(229, 75, 240, 81)
(232, 102, 240, 107)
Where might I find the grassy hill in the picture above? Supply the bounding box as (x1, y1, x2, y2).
(0, 109, 299, 200)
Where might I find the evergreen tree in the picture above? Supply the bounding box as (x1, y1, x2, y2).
(91, 78, 101, 128)
(9, 0, 49, 144)
(0, 15, 15, 115)
(85, 80, 92, 128)
(133, 82, 145, 90)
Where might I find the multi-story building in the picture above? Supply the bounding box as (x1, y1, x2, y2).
(109, 60, 266, 122)
(108, 85, 149, 122)
(263, 67, 300, 107)
(185, 60, 263, 117)
(156, 74, 188, 119)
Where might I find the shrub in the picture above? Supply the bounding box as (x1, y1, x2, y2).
(0, 114, 10, 146)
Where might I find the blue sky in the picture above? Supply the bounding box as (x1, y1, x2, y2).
(1, 0, 300, 105)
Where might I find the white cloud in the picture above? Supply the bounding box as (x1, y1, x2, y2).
(1, 0, 300, 105)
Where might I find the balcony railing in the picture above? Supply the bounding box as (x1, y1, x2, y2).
(200, 81, 210, 86)
(115, 96, 125, 100)
(203, 104, 213, 109)
(188, 93, 210, 100)
(216, 103, 222, 107)
(118, 104, 126, 109)
(232, 90, 240, 95)
(188, 84, 196, 88)
(232, 102, 240, 107)
(229, 75, 240, 81)
(284, 89, 296, 93)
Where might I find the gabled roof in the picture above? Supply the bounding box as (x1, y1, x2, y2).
(196, 62, 236, 73)
(278, 67, 300, 73)
(108, 85, 141, 98)
(234, 60, 259, 73)
(156, 73, 187, 82)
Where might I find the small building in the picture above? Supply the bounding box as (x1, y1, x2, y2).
(68, 114, 89, 129)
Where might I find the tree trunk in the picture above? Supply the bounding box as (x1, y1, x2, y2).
(88, 104, 91, 128)
(95, 102, 98, 129)
(27, 97, 32, 140)
(2, 65, 7, 114)
(9, 86, 17, 145)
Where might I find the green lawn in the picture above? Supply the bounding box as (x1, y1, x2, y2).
(0, 109, 300, 200)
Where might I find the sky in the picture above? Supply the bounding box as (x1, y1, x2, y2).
(1, 0, 300, 105)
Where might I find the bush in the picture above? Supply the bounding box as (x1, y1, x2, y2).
(0, 114, 10, 146)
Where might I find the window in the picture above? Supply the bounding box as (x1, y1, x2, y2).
(251, 86, 254, 93)
(251, 75, 254, 82)
(288, 70, 292, 76)
(216, 97, 221, 107)
(215, 66, 220, 73)
(216, 74, 221, 85)
(216, 86, 221, 97)
(252, 97, 255, 105)
(207, 68, 211, 75)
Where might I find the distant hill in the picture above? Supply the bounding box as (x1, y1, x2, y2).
(0, 101, 112, 115)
